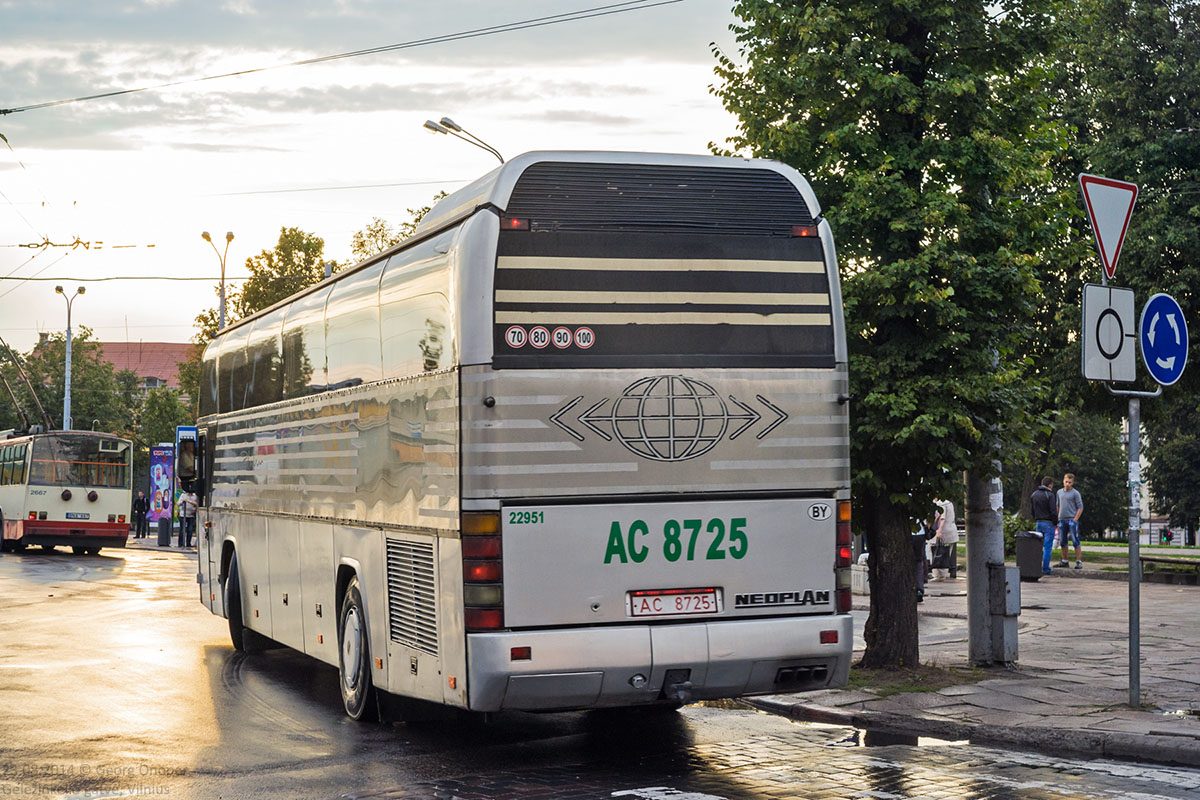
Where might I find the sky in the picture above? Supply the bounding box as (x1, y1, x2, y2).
(0, 0, 744, 355)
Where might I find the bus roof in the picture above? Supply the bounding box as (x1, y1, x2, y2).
(204, 151, 824, 347)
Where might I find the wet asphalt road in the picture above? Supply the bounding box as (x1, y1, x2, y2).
(2, 545, 1200, 800)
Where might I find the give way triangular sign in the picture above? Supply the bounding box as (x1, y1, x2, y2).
(1079, 173, 1138, 281)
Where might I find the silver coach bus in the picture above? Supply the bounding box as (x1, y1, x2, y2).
(195, 151, 853, 721)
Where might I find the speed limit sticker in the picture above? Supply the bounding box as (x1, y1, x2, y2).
(529, 326, 550, 349)
(574, 327, 595, 349)
(552, 327, 573, 349)
(505, 326, 527, 348)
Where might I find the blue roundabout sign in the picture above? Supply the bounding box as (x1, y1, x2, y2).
(1139, 293, 1188, 386)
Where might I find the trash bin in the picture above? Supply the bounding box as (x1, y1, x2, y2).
(1015, 530, 1043, 581)
(157, 517, 171, 547)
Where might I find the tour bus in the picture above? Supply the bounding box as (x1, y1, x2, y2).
(0, 430, 132, 555)
(195, 151, 853, 721)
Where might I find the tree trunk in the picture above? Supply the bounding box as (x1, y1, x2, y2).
(859, 493, 920, 669)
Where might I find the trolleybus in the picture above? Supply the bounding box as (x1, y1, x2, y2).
(0, 430, 132, 554)
(195, 151, 853, 720)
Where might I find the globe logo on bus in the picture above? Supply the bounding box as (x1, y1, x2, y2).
(550, 375, 791, 461)
(608, 376, 729, 462)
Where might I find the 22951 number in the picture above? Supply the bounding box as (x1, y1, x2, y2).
(508, 510, 544, 525)
(604, 518, 748, 564)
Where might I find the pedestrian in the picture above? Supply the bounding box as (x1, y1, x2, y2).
(1030, 477, 1057, 576)
(912, 518, 932, 602)
(132, 490, 150, 539)
(1057, 473, 1084, 569)
(931, 498, 958, 581)
(179, 489, 198, 548)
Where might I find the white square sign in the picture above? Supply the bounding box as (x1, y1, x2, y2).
(1082, 283, 1136, 382)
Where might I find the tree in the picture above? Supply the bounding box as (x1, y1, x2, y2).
(713, 0, 1066, 667)
(349, 192, 447, 261)
(178, 228, 336, 411)
(1004, 410, 1126, 537)
(14, 328, 132, 432)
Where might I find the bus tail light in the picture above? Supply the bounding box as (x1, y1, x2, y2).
(462, 511, 503, 631)
(28, 511, 36, 520)
(108, 514, 116, 523)
(835, 500, 852, 613)
(118, 514, 126, 523)
(501, 217, 529, 231)
(791, 224, 818, 237)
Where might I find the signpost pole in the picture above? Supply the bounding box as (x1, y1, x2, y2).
(1127, 397, 1141, 709)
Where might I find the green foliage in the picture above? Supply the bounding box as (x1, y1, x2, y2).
(7, 328, 127, 431)
(1002, 511, 1033, 558)
(713, 0, 1064, 668)
(140, 388, 192, 447)
(349, 192, 446, 262)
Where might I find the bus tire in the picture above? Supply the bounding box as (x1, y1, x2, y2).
(338, 575, 378, 722)
(225, 552, 248, 652)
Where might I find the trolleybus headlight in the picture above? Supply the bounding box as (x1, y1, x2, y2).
(87, 490, 98, 502)
(61, 489, 72, 501)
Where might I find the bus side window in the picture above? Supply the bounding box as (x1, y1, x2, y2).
(1, 446, 10, 485)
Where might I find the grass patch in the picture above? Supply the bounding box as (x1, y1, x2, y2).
(846, 664, 986, 698)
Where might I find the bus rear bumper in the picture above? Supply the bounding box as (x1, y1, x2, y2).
(465, 613, 852, 712)
(18, 521, 128, 550)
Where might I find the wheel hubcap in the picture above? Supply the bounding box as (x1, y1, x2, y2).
(342, 607, 362, 691)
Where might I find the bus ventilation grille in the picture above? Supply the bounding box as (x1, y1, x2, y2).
(505, 162, 815, 236)
(386, 538, 439, 656)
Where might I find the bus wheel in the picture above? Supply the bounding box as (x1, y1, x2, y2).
(338, 575, 378, 721)
(224, 552, 247, 652)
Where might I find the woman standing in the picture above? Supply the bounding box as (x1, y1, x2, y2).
(931, 498, 958, 581)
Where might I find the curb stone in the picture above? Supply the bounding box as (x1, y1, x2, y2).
(747, 698, 1200, 768)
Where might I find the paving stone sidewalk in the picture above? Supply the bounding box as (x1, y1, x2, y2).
(752, 567, 1200, 767)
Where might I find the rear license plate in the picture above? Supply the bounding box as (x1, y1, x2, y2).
(627, 587, 723, 618)
(65, 512, 90, 520)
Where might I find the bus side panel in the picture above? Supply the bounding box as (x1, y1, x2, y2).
(380, 530, 449, 704)
(299, 519, 337, 666)
(267, 517, 305, 652)
(332, 525, 388, 697)
(235, 513, 273, 641)
(201, 509, 230, 615)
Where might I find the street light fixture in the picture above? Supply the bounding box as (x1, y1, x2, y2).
(423, 116, 504, 164)
(201, 230, 235, 330)
(54, 285, 85, 430)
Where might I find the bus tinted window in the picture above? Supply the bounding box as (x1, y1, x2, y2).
(199, 344, 219, 418)
(244, 309, 286, 408)
(281, 285, 332, 398)
(380, 233, 453, 377)
(30, 436, 130, 489)
(324, 261, 384, 389)
(215, 327, 251, 414)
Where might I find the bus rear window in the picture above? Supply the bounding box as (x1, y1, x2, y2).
(492, 163, 835, 369)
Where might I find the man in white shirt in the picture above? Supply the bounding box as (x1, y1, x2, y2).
(179, 491, 198, 548)
(931, 498, 959, 581)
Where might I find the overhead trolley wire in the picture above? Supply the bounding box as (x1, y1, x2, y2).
(0, 0, 684, 117)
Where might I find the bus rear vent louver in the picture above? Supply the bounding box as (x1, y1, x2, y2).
(386, 538, 439, 656)
(505, 162, 815, 236)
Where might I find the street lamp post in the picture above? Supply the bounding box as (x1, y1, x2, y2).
(422, 117, 504, 163)
(54, 285, 85, 430)
(201, 231, 235, 330)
